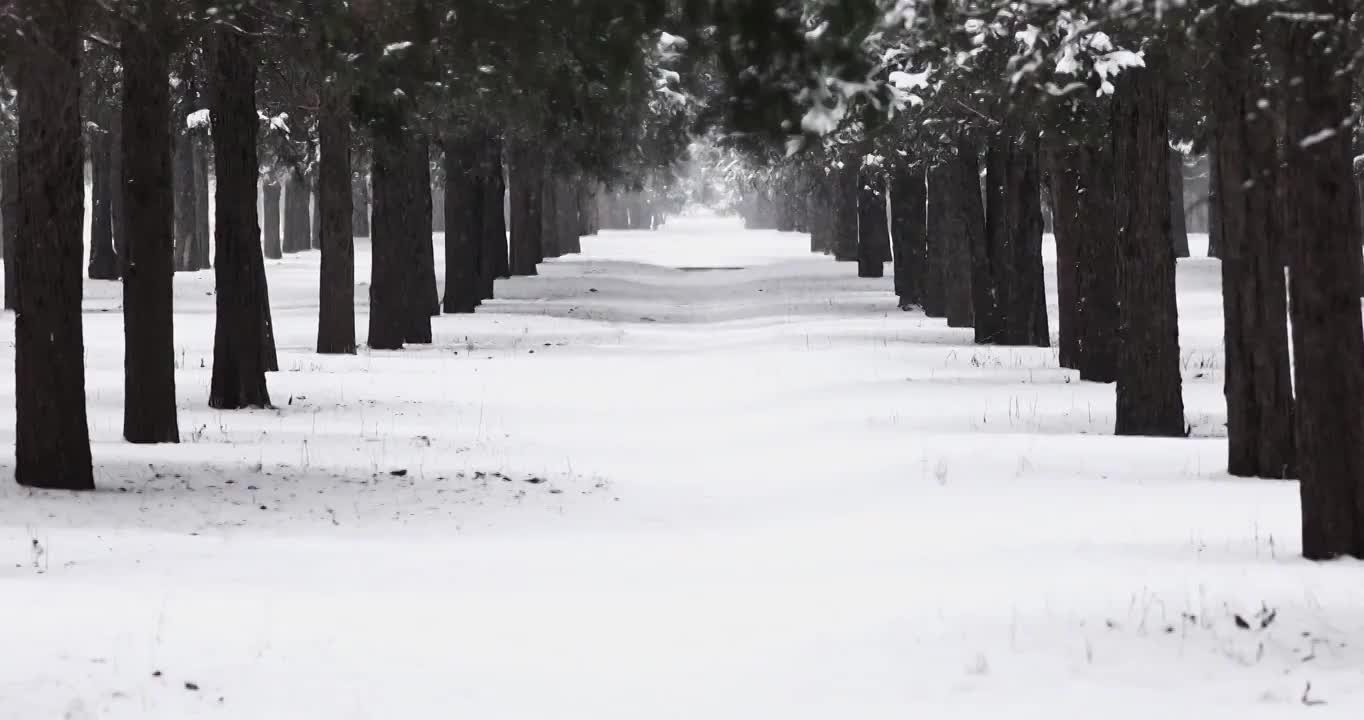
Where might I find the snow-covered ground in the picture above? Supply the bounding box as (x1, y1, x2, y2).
(1, 213, 1361, 718)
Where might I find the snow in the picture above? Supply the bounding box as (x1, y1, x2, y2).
(2, 213, 1363, 718)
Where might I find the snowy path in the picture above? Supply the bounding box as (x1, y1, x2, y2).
(1, 214, 1362, 718)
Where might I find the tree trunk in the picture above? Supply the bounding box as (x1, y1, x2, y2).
(540, 169, 562, 259)
(208, 23, 273, 409)
(508, 140, 542, 276)
(88, 129, 121, 279)
(889, 164, 926, 309)
(1111, 49, 1185, 437)
(559, 179, 581, 254)
(1281, 0, 1364, 559)
(809, 171, 833, 254)
(284, 168, 309, 253)
(2, 155, 16, 310)
(111, 107, 127, 275)
(262, 181, 282, 259)
(311, 186, 321, 250)
(1169, 148, 1190, 258)
(442, 133, 482, 314)
(1207, 136, 1221, 258)
(367, 132, 407, 350)
(943, 146, 977, 329)
(1210, 3, 1295, 480)
(173, 115, 199, 271)
(923, 162, 950, 318)
(1043, 143, 1079, 369)
(857, 166, 889, 278)
(987, 129, 1048, 346)
(120, 3, 180, 444)
(831, 161, 859, 261)
(316, 82, 355, 354)
(191, 129, 211, 268)
(14, 0, 95, 489)
(410, 137, 439, 336)
(480, 134, 508, 294)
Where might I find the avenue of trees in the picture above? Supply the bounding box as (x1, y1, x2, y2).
(2, 0, 1364, 561)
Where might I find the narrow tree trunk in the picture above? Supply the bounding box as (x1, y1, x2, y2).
(368, 132, 408, 349)
(208, 23, 273, 409)
(809, 171, 833, 254)
(540, 169, 562, 259)
(15, 0, 95, 489)
(311, 186, 320, 250)
(111, 108, 127, 275)
(262, 181, 282, 259)
(410, 137, 439, 334)
(857, 166, 889, 278)
(481, 134, 508, 294)
(316, 82, 355, 354)
(1111, 49, 1185, 437)
(88, 129, 121, 279)
(1044, 143, 1081, 371)
(191, 129, 211, 268)
(923, 162, 950, 318)
(1169, 148, 1190, 258)
(1001, 132, 1048, 346)
(120, 4, 179, 443)
(1281, 0, 1364, 559)
(508, 140, 542, 275)
(943, 147, 977, 329)
(831, 161, 859, 261)
(1, 154, 16, 310)
(284, 168, 309, 253)
(889, 164, 926, 309)
(442, 133, 482, 314)
(173, 116, 199, 271)
(1207, 136, 1221, 258)
(559, 179, 581, 254)
(1211, 4, 1295, 480)
(979, 134, 1008, 342)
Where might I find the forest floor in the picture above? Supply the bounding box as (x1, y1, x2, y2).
(1, 213, 1362, 718)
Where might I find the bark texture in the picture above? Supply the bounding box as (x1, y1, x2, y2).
(1111, 50, 1185, 436)
(889, 164, 927, 309)
(14, 0, 95, 489)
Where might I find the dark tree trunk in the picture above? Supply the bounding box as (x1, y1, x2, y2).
(480, 134, 508, 294)
(857, 166, 889, 278)
(1207, 136, 1221, 258)
(111, 108, 127, 275)
(411, 137, 439, 333)
(14, 0, 94, 489)
(1211, 3, 1295, 480)
(508, 140, 542, 276)
(442, 133, 482, 314)
(540, 169, 562, 259)
(923, 162, 950, 318)
(208, 24, 273, 409)
(316, 83, 355, 354)
(1281, 0, 1364, 559)
(1169, 148, 1190, 258)
(173, 51, 201, 272)
(559, 179, 581, 254)
(943, 146, 977, 329)
(284, 168, 310, 253)
(191, 129, 211, 268)
(1072, 144, 1121, 383)
(1111, 49, 1185, 437)
(1043, 143, 1080, 369)
(88, 129, 121, 279)
(311, 186, 321, 250)
(979, 134, 1008, 342)
(368, 132, 407, 350)
(173, 115, 199, 271)
(809, 172, 833, 254)
(120, 3, 180, 444)
(985, 129, 1048, 346)
(2, 155, 16, 310)
(889, 164, 927, 309)
(831, 161, 859, 261)
(262, 181, 282, 259)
